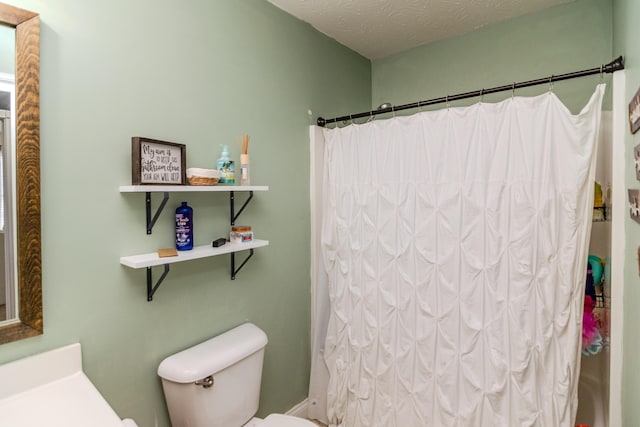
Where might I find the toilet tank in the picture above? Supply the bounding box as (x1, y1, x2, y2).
(157, 323, 268, 427)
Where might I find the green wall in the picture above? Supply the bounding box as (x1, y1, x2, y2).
(372, 0, 613, 114)
(613, 0, 640, 424)
(0, 1, 370, 426)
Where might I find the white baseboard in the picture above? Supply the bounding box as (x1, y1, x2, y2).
(286, 398, 309, 418)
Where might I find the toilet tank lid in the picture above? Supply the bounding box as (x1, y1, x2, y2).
(157, 323, 268, 383)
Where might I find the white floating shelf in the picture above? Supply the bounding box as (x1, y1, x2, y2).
(120, 239, 269, 269)
(120, 185, 268, 193)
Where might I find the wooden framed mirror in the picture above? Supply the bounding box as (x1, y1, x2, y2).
(0, 3, 41, 344)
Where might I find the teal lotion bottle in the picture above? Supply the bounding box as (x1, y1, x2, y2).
(175, 202, 193, 251)
(217, 144, 235, 184)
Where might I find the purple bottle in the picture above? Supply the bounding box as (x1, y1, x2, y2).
(175, 202, 193, 251)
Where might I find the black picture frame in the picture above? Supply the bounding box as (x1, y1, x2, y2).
(630, 86, 640, 134)
(634, 144, 640, 181)
(629, 189, 640, 224)
(131, 137, 186, 185)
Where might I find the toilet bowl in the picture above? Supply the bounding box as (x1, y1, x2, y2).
(244, 414, 316, 427)
(253, 414, 317, 426)
(158, 323, 314, 427)
(0, 343, 138, 427)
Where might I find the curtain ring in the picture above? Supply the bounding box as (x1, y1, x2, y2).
(548, 75, 554, 92)
(600, 64, 604, 82)
(446, 95, 450, 109)
(391, 105, 396, 118)
(352, 114, 365, 125)
(367, 110, 374, 123)
(479, 88, 484, 103)
(512, 82, 516, 99)
(349, 114, 354, 125)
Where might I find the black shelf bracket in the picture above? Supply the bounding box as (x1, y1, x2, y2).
(230, 191, 254, 226)
(231, 249, 254, 280)
(146, 192, 170, 234)
(147, 264, 170, 301)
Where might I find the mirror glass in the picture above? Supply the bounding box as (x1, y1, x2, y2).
(0, 82, 15, 325)
(0, 2, 42, 345)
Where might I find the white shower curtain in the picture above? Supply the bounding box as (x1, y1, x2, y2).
(309, 85, 604, 427)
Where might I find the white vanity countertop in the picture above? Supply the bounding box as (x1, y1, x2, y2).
(0, 343, 135, 427)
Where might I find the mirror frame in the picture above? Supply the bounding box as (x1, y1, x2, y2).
(0, 3, 41, 344)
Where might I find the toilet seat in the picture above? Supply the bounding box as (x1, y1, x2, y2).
(256, 414, 318, 426)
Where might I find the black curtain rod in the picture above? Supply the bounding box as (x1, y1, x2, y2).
(317, 56, 625, 127)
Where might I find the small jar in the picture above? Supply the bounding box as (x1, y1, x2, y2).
(230, 225, 253, 243)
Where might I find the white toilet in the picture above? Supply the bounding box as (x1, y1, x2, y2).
(157, 322, 316, 427)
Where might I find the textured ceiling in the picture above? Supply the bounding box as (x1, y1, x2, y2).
(266, 0, 574, 59)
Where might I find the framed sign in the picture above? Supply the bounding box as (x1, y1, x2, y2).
(132, 137, 186, 185)
(630, 86, 640, 134)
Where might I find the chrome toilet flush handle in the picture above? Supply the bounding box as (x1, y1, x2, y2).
(195, 375, 214, 388)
